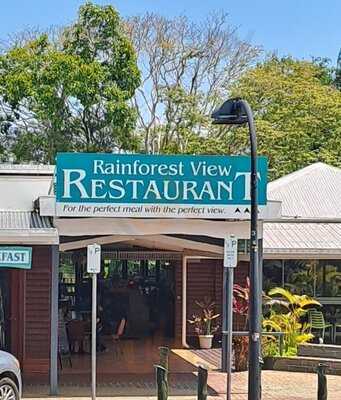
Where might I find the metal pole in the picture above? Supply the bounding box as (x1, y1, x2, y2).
(239, 99, 261, 400)
(182, 256, 189, 348)
(226, 266, 234, 400)
(258, 238, 264, 392)
(221, 265, 228, 372)
(91, 272, 97, 400)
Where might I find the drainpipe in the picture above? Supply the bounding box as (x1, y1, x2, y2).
(182, 255, 189, 348)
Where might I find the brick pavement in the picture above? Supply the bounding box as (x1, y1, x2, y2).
(208, 370, 341, 400)
(23, 370, 341, 399)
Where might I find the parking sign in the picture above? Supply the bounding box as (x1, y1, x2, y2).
(87, 244, 101, 274)
(224, 236, 238, 268)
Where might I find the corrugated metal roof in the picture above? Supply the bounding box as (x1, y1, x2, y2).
(264, 222, 341, 253)
(0, 164, 54, 175)
(0, 211, 53, 229)
(268, 162, 341, 219)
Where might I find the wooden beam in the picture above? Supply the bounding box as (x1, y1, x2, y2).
(59, 235, 134, 251)
(60, 233, 224, 254)
(133, 235, 223, 255)
(54, 217, 261, 239)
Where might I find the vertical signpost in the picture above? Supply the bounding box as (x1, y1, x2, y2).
(87, 244, 101, 400)
(223, 235, 238, 400)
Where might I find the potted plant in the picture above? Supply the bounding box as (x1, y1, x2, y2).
(188, 297, 220, 349)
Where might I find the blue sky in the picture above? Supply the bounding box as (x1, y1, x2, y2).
(1, 0, 340, 64)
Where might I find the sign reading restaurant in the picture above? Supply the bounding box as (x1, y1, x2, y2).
(55, 153, 267, 219)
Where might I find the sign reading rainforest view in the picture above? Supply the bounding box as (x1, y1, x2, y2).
(55, 153, 267, 218)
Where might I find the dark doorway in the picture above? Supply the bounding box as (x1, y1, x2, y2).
(57, 250, 179, 376)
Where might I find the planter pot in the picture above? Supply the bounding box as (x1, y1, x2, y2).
(199, 335, 213, 349)
(262, 356, 275, 370)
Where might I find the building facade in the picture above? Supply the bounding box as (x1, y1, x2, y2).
(3, 160, 340, 391)
(263, 163, 341, 308)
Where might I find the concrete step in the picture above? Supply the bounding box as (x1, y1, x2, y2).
(298, 343, 341, 360)
(268, 355, 341, 375)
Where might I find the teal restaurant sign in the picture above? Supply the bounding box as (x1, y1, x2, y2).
(0, 247, 32, 269)
(55, 153, 267, 219)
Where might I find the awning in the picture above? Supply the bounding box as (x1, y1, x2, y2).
(264, 222, 341, 256)
(0, 211, 59, 245)
(54, 216, 263, 240)
(59, 233, 224, 257)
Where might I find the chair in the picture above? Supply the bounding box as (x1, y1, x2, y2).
(113, 318, 126, 359)
(67, 320, 86, 353)
(333, 322, 341, 344)
(308, 310, 333, 343)
(58, 341, 72, 369)
(58, 317, 72, 368)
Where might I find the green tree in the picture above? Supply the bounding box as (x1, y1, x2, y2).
(188, 56, 341, 180)
(0, 2, 140, 163)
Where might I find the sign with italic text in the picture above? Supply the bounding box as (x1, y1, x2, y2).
(55, 153, 267, 219)
(0, 247, 32, 269)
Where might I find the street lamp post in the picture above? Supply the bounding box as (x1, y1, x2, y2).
(211, 98, 261, 400)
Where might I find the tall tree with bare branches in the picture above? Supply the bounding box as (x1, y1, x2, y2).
(125, 12, 260, 154)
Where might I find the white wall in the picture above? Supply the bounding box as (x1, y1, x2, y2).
(0, 175, 53, 211)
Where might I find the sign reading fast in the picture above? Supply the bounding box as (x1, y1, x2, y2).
(0, 247, 32, 269)
(55, 153, 267, 219)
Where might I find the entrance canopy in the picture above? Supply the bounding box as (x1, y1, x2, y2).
(47, 206, 279, 256)
(55, 217, 263, 239)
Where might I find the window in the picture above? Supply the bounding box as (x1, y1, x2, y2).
(263, 260, 284, 292)
(284, 260, 316, 297)
(316, 260, 341, 297)
(263, 259, 341, 298)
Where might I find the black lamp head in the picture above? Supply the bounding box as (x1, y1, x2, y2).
(211, 98, 248, 125)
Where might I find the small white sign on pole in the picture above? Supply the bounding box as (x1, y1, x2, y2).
(87, 243, 101, 274)
(87, 243, 101, 400)
(224, 235, 238, 268)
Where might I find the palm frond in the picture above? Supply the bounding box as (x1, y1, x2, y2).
(268, 287, 296, 304)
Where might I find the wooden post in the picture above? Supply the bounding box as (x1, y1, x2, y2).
(197, 365, 208, 400)
(155, 365, 168, 400)
(50, 245, 59, 395)
(317, 364, 328, 400)
(159, 346, 169, 370)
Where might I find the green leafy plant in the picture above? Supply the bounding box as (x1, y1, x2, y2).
(188, 297, 220, 336)
(262, 336, 279, 358)
(232, 278, 250, 371)
(263, 287, 320, 354)
(0, 2, 141, 163)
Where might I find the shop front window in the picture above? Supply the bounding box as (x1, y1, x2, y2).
(284, 260, 316, 297)
(263, 260, 284, 293)
(263, 259, 341, 298)
(316, 260, 341, 297)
